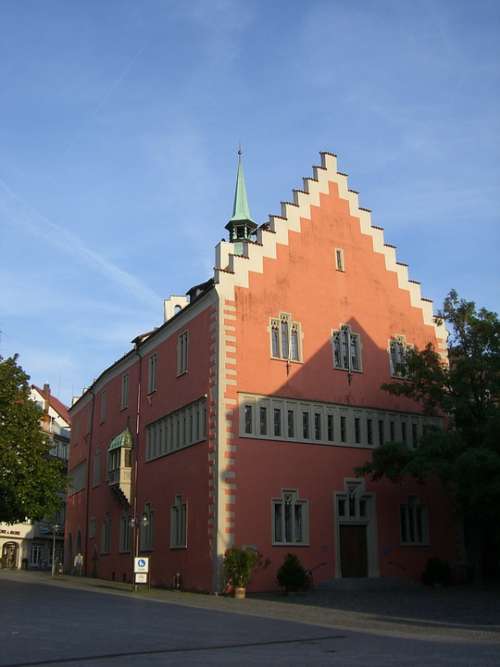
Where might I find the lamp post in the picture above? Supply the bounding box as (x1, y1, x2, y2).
(130, 513, 149, 591)
(51, 524, 60, 577)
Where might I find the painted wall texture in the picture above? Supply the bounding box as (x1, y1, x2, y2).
(65, 152, 457, 592)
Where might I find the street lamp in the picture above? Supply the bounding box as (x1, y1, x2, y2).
(51, 524, 60, 577)
(130, 513, 149, 591)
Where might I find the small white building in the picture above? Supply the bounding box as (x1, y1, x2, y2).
(0, 384, 70, 570)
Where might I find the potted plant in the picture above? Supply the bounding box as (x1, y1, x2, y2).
(223, 546, 261, 598)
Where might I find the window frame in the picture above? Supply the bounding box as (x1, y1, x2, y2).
(170, 495, 188, 549)
(147, 353, 157, 394)
(335, 247, 345, 272)
(121, 373, 129, 410)
(400, 496, 429, 546)
(389, 335, 410, 378)
(332, 325, 363, 373)
(177, 331, 189, 376)
(271, 489, 309, 546)
(269, 312, 302, 363)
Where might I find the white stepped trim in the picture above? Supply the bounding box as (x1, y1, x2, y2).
(214, 151, 442, 337)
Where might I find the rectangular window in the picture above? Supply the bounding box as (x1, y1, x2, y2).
(271, 325, 280, 357)
(333, 326, 362, 372)
(401, 422, 407, 444)
(272, 490, 308, 545)
(378, 420, 385, 445)
(290, 326, 300, 361)
(145, 398, 207, 461)
(89, 517, 96, 539)
(350, 334, 361, 371)
(302, 411, 310, 440)
(281, 319, 289, 359)
(327, 414, 334, 441)
(119, 514, 131, 553)
(287, 410, 295, 438)
(411, 423, 418, 448)
(354, 417, 361, 444)
(244, 405, 253, 434)
(390, 337, 408, 377)
(335, 248, 345, 271)
(170, 496, 187, 548)
(100, 516, 111, 554)
(148, 354, 157, 394)
(400, 498, 428, 545)
(340, 415, 347, 443)
(390, 421, 395, 441)
(314, 412, 322, 440)
(270, 314, 301, 361)
(177, 331, 189, 375)
(100, 391, 106, 423)
(121, 374, 129, 410)
(273, 408, 282, 437)
(259, 406, 268, 435)
(367, 419, 373, 445)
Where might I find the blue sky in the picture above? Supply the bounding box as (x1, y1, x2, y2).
(1, 0, 499, 405)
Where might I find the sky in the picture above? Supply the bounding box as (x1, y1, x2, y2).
(1, 0, 499, 406)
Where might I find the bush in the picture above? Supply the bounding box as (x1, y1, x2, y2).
(277, 553, 309, 592)
(422, 557, 452, 587)
(223, 547, 261, 589)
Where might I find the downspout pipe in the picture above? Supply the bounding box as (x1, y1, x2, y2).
(83, 389, 96, 577)
(132, 344, 143, 587)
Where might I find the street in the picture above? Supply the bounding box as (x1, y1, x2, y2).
(0, 574, 499, 666)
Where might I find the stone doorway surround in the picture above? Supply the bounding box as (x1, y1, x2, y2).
(334, 478, 379, 578)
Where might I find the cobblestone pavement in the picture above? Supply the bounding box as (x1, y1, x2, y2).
(1, 569, 499, 646)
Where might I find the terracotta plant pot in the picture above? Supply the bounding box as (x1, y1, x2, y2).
(234, 586, 246, 599)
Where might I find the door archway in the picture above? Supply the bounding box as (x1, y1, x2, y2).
(2, 542, 19, 569)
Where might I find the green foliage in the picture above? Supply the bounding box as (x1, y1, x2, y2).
(223, 546, 261, 588)
(0, 355, 66, 523)
(355, 291, 500, 577)
(276, 553, 309, 592)
(422, 557, 451, 587)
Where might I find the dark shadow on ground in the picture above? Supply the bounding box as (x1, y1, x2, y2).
(250, 584, 500, 630)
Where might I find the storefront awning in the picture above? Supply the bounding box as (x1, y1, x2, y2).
(108, 429, 133, 452)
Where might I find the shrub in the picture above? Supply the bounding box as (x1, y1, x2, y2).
(223, 546, 261, 589)
(277, 553, 309, 592)
(422, 557, 452, 587)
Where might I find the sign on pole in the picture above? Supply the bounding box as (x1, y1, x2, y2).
(135, 573, 147, 584)
(134, 557, 149, 573)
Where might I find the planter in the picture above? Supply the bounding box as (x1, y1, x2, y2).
(234, 586, 246, 599)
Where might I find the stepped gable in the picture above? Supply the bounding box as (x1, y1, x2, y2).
(214, 151, 447, 352)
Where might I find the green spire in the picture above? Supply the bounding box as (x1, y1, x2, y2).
(229, 149, 255, 224)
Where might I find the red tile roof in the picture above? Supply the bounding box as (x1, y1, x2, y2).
(31, 385, 71, 425)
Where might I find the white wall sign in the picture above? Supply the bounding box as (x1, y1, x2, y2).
(134, 557, 149, 573)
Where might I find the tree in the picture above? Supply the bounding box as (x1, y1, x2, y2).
(0, 355, 67, 523)
(356, 291, 500, 579)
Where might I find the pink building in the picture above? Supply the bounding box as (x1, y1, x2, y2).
(65, 151, 457, 591)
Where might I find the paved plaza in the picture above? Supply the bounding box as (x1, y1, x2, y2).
(0, 571, 499, 666)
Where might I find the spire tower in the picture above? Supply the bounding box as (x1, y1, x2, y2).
(225, 148, 257, 254)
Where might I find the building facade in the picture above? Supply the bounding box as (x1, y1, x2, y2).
(65, 152, 457, 591)
(0, 384, 69, 570)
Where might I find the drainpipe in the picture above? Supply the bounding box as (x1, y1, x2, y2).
(83, 389, 96, 577)
(131, 344, 143, 589)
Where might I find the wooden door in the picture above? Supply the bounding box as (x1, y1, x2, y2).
(340, 525, 368, 577)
